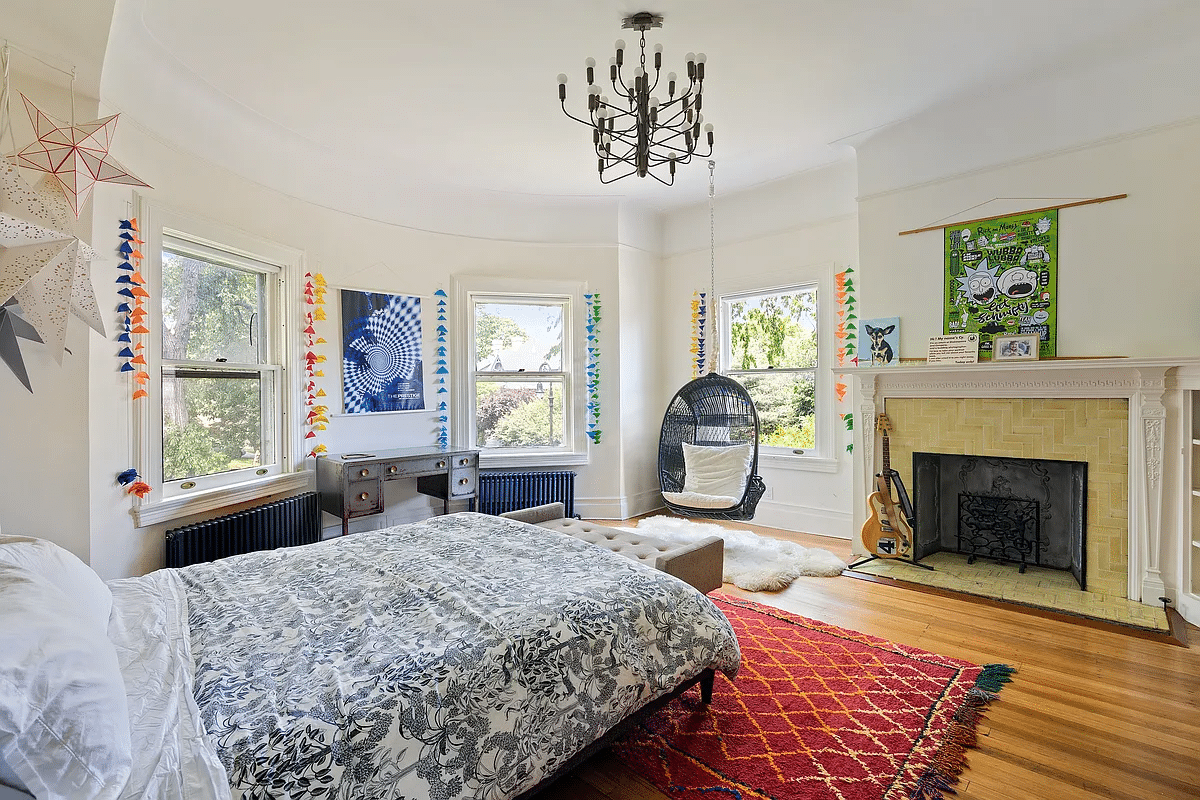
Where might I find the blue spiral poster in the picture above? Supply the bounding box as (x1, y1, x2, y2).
(341, 290, 424, 413)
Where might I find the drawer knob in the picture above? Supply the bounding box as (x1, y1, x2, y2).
(437, 460, 447, 468)
(458, 478, 469, 486)
(388, 466, 397, 474)
(359, 468, 370, 478)
(459, 458, 469, 465)
(358, 492, 369, 501)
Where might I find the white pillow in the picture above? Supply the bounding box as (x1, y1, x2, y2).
(663, 490, 739, 509)
(682, 442, 753, 499)
(0, 564, 132, 800)
(0, 536, 112, 634)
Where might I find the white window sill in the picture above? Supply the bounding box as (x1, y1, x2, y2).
(479, 452, 589, 469)
(133, 471, 313, 528)
(758, 453, 840, 473)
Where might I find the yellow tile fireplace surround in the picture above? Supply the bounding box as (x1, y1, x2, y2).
(848, 357, 1200, 628)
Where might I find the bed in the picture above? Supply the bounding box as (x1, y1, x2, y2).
(0, 511, 741, 800)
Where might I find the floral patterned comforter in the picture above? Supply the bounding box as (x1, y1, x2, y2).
(176, 512, 741, 800)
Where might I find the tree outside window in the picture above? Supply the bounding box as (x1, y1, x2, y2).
(471, 298, 568, 451)
(723, 285, 818, 453)
(159, 239, 279, 485)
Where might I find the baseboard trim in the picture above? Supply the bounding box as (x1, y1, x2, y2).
(749, 501, 852, 540)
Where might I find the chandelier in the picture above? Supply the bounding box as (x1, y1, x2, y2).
(556, 12, 713, 185)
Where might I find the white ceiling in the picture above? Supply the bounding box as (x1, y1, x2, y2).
(5, 0, 1196, 213)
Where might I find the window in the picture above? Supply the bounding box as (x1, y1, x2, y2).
(159, 236, 280, 491)
(455, 278, 588, 466)
(721, 283, 821, 458)
(133, 197, 307, 526)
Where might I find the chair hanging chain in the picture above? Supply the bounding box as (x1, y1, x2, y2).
(708, 159, 717, 374)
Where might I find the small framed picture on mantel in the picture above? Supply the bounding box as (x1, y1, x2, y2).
(992, 333, 1040, 361)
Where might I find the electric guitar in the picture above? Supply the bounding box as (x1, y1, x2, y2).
(860, 414, 916, 558)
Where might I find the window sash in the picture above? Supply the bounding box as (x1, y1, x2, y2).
(157, 231, 286, 497)
(721, 282, 821, 458)
(457, 282, 586, 464)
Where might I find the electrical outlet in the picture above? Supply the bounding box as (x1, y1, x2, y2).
(764, 485, 774, 500)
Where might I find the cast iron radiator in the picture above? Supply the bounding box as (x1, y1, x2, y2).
(477, 471, 576, 518)
(164, 491, 321, 568)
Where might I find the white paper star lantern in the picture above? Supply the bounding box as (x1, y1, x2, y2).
(16, 93, 150, 217)
(0, 161, 105, 362)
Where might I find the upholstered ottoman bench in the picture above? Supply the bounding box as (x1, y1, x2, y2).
(500, 502, 723, 594)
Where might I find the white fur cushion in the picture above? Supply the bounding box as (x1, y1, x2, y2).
(0, 536, 112, 634)
(0, 564, 131, 800)
(681, 442, 752, 499)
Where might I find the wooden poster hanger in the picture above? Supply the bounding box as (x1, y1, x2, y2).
(898, 193, 1127, 237)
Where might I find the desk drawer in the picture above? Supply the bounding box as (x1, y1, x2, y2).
(380, 456, 452, 478)
(451, 453, 478, 469)
(347, 463, 381, 480)
(347, 480, 383, 516)
(451, 468, 477, 497)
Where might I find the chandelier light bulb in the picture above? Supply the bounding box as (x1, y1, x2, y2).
(557, 74, 568, 85)
(585, 57, 596, 68)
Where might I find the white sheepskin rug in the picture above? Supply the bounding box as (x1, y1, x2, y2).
(624, 515, 846, 592)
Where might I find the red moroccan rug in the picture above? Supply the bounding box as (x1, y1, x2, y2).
(615, 593, 1014, 800)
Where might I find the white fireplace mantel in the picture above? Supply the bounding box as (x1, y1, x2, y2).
(845, 356, 1200, 607)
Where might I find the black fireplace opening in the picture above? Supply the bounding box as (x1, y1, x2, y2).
(912, 452, 1087, 590)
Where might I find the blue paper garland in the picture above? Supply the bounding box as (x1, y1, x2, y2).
(585, 293, 601, 444)
(433, 289, 449, 450)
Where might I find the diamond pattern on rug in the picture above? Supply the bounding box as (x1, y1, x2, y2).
(615, 593, 1014, 800)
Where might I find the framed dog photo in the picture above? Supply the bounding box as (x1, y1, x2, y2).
(992, 333, 1040, 361)
(861, 317, 900, 367)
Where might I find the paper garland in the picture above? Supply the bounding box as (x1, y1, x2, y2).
(433, 288, 449, 451)
(116, 218, 150, 399)
(834, 267, 857, 453)
(690, 291, 707, 378)
(304, 272, 329, 457)
(584, 292, 601, 445)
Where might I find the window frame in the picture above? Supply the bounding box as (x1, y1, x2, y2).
(452, 276, 589, 467)
(132, 195, 308, 527)
(718, 269, 838, 473)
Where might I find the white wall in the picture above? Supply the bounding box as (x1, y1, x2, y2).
(78, 112, 632, 578)
(0, 74, 96, 564)
(659, 162, 860, 538)
(857, 122, 1200, 360)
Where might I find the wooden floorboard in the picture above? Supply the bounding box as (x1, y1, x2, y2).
(536, 517, 1200, 800)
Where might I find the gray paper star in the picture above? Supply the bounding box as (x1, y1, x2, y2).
(0, 298, 43, 392)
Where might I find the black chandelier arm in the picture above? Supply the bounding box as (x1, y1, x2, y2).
(598, 161, 675, 186)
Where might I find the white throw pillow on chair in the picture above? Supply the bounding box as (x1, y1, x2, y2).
(681, 442, 753, 500)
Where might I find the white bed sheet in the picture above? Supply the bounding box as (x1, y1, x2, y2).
(106, 571, 230, 800)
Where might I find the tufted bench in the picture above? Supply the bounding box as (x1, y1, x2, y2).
(499, 502, 723, 594)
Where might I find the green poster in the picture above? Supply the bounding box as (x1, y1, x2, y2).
(944, 208, 1057, 359)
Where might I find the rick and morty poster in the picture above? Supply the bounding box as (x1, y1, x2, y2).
(944, 209, 1057, 359)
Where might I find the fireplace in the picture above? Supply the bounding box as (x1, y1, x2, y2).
(912, 452, 1087, 589)
(847, 357, 1200, 608)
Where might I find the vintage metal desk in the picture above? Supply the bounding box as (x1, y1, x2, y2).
(316, 447, 479, 536)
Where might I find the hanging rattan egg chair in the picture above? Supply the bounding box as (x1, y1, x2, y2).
(658, 372, 766, 521)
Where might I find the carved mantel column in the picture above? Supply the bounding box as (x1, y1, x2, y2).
(1134, 367, 1168, 603)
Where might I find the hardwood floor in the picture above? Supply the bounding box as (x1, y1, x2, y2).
(543, 518, 1200, 800)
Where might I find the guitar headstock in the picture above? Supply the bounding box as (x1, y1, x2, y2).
(876, 413, 894, 435)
